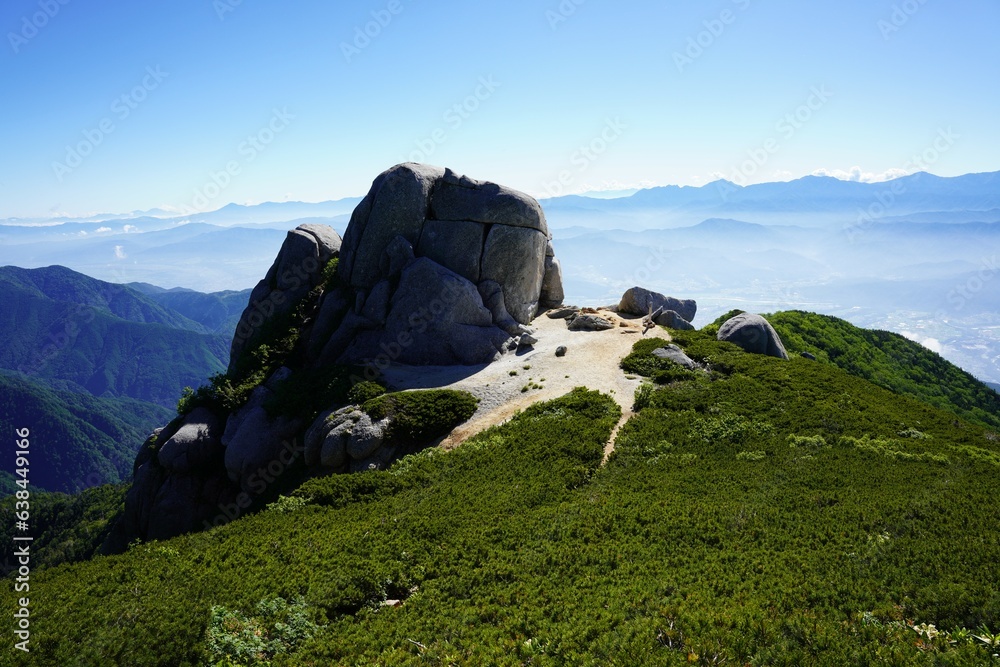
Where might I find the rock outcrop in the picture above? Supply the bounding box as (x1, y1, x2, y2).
(315, 163, 562, 367)
(717, 312, 789, 360)
(110, 163, 564, 548)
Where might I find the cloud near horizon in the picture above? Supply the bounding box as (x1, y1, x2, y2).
(811, 166, 912, 183)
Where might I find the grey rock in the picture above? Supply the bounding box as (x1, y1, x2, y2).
(518, 333, 539, 348)
(717, 312, 789, 360)
(381, 235, 416, 279)
(480, 225, 547, 324)
(478, 280, 524, 336)
(568, 314, 615, 331)
(555, 346, 568, 357)
(222, 386, 303, 491)
(546, 306, 580, 319)
(320, 429, 349, 468)
(304, 408, 339, 467)
(538, 256, 564, 310)
(430, 168, 548, 234)
(229, 223, 342, 373)
(157, 408, 224, 474)
(801, 351, 817, 361)
(652, 345, 698, 370)
(346, 413, 388, 460)
(338, 258, 510, 366)
(307, 287, 351, 358)
(361, 279, 393, 326)
(618, 286, 697, 323)
(340, 163, 445, 289)
(653, 309, 696, 331)
(545, 240, 556, 257)
(264, 366, 293, 390)
(416, 219, 485, 283)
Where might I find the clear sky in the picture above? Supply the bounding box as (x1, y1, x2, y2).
(2, 0, 998, 218)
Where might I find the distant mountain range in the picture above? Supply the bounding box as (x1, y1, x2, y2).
(543, 170, 1000, 228)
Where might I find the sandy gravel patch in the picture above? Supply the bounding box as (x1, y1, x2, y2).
(379, 308, 671, 458)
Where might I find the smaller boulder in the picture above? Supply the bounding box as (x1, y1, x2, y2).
(568, 314, 615, 332)
(717, 313, 789, 360)
(555, 346, 568, 357)
(546, 306, 579, 320)
(652, 345, 698, 371)
(653, 310, 696, 331)
(518, 333, 539, 348)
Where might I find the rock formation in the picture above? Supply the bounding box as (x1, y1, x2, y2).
(717, 312, 789, 360)
(310, 163, 561, 368)
(109, 164, 565, 548)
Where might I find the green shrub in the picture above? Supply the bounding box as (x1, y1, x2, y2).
(347, 380, 386, 405)
(363, 389, 478, 441)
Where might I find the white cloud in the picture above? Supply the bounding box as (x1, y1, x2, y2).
(122, 224, 138, 233)
(114, 245, 127, 259)
(811, 166, 911, 183)
(770, 170, 795, 182)
(96, 226, 112, 233)
(901, 331, 944, 354)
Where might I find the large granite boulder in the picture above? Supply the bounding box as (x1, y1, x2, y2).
(618, 286, 697, 324)
(315, 163, 561, 367)
(717, 312, 789, 360)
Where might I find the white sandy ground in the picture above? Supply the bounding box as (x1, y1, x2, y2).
(379, 308, 672, 463)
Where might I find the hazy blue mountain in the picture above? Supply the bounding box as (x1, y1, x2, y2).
(0, 370, 171, 493)
(0, 266, 230, 407)
(988, 382, 1000, 394)
(542, 171, 1000, 229)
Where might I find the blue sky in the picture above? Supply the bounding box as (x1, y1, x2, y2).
(1, 0, 998, 218)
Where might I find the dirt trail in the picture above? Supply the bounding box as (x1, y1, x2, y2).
(380, 308, 670, 461)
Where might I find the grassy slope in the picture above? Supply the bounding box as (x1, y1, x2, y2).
(0, 372, 171, 493)
(5, 329, 1000, 665)
(710, 310, 1000, 430)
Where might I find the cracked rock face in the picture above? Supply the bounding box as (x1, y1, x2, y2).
(318, 163, 563, 367)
